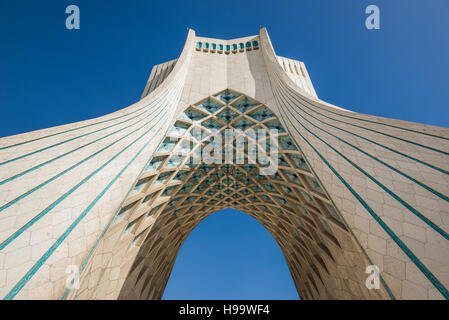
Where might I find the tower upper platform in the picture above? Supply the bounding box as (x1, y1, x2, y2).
(0, 27, 448, 301)
(141, 32, 317, 102)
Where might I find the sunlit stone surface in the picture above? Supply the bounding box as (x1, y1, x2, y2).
(0, 28, 448, 300)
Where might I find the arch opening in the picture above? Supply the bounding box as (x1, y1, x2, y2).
(71, 90, 389, 300)
(161, 208, 300, 300)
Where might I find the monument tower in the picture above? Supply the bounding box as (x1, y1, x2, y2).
(0, 29, 448, 300)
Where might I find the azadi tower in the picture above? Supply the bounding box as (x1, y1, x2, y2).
(0, 28, 448, 300)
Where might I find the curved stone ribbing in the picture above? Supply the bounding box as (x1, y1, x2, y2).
(76, 90, 385, 300)
(0, 28, 448, 300)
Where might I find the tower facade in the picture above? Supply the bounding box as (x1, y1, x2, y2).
(0, 28, 448, 300)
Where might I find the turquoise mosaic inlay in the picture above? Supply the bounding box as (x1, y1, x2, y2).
(233, 97, 259, 113)
(248, 107, 275, 122)
(233, 117, 255, 131)
(196, 99, 222, 114)
(215, 90, 240, 104)
(217, 107, 239, 123)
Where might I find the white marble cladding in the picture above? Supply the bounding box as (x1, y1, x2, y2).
(277, 56, 317, 98)
(141, 59, 178, 99)
(0, 27, 448, 300)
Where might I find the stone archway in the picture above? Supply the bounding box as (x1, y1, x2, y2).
(70, 90, 390, 300)
(1, 27, 447, 301)
(160, 207, 301, 300)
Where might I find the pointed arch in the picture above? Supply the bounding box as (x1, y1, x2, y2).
(68, 90, 391, 300)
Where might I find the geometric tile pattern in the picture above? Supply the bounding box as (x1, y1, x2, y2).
(109, 91, 388, 300)
(1, 27, 447, 301)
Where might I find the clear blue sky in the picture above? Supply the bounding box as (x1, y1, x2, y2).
(0, 0, 448, 299)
